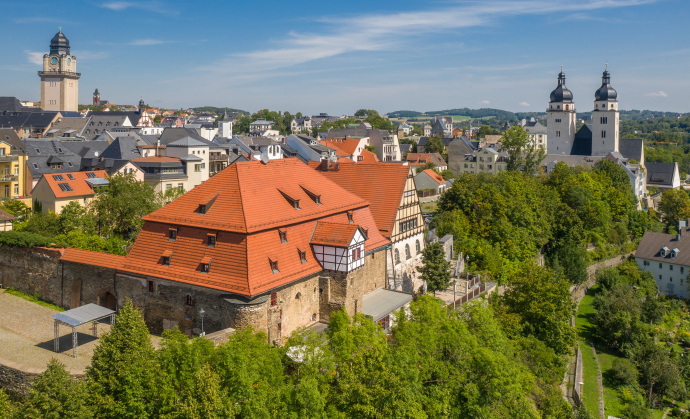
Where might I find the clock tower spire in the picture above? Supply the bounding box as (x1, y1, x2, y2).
(39, 29, 80, 112)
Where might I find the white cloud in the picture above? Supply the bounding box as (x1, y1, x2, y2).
(25, 51, 44, 66)
(518, 101, 531, 107)
(644, 90, 668, 97)
(207, 0, 658, 79)
(479, 100, 491, 105)
(129, 39, 165, 46)
(101, 1, 178, 15)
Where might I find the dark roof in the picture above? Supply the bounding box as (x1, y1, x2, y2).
(646, 162, 677, 185)
(101, 137, 144, 160)
(550, 71, 574, 103)
(571, 125, 592, 156)
(158, 127, 215, 147)
(619, 138, 643, 162)
(0, 129, 25, 153)
(594, 70, 617, 101)
(25, 140, 83, 178)
(50, 31, 70, 55)
(418, 136, 454, 147)
(61, 140, 111, 158)
(0, 97, 37, 112)
(635, 230, 690, 266)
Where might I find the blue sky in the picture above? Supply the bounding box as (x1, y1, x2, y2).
(0, 0, 687, 115)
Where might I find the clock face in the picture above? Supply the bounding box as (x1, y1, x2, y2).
(50, 57, 57, 64)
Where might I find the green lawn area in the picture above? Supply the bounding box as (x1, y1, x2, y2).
(579, 341, 601, 416)
(420, 202, 437, 213)
(450, 115, 471, 122)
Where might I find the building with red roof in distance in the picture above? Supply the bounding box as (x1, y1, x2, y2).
(58, 158, 409, 340)
(308, 161, 425, 293)
(31, 170, 109, 213)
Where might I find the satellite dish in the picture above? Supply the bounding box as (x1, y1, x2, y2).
(261, 155, 270, 164)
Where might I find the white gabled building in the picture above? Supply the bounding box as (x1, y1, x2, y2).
(635, 221, 690, 299)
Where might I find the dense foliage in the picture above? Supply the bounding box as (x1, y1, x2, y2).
(3, 298, 573, 418)
(434, 162, 657, 283)
(2, 173, 170, 255)
(589, 262, 690, 411)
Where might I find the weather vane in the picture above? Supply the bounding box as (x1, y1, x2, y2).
(58, 26, 62, 33)
(605, 61, 608, 70)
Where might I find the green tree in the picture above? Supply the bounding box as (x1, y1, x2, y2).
(501, 126, 546, 175)
(354, 109, 368, 117)
(89, 172, 159, 240)
(1, 199, 30, 220)
(658, 188, 690, 232)
(423, 136, 444, 154)
(172, 364, 234, 419)
(23, 358, 91, 419)
(59, 201, 96, 235)
(417, 241, 451, 294)
(86, 299, 160, 418)
(494, 262, 575, 354)
(0, 389, 15, 419)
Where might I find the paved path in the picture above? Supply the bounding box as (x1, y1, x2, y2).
(0, 290, 110, 374)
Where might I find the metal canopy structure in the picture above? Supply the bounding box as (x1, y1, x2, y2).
(52, 303, 115, 358)
(362, 288, 412, 322)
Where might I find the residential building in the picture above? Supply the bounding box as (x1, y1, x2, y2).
(308, 161, 426, 293)
(0, 129, 28, 199)
(59, 158, 398, 339)
(226, 136, 283, 162)
(39, 31, 80, 112)
(249, 119, 274, 132)
(431, 117, 453, 137)
(456, 146, 508, 175)
(285, 134, 337, 163)
(406, 152, 447, 171)
(447, 136, 477, 174)
(32, 170, 109, 213)
(646, 162, 681, 190)
(0, 209, 15, 231)
(635, 221, 690, 299)
(291, 116, 312, 134)
(519, 117, 547, 150)
(25, 140, 83, 190)
(414, 169, 450, 198)
(326, 123, 401, 162)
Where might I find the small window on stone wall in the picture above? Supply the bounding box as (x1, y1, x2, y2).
(295, 292, 301, 300)
(148, 280, 156, 292)
(185, 295, 194, 307)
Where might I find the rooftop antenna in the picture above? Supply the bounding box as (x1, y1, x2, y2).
(58, 26, 62, 33)
(605, 61, 608, 70)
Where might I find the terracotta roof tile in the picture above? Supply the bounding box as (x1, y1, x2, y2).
(61, 248, 126, 270)
(41, 170, 109, 199)
(311, 222, 359, 247)
(120, 158, 389, 296)
(422, 169, 445, 184)
(307, 162, 410, 238)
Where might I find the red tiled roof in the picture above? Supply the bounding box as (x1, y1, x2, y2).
(321, 138, 364, 156)
(307, 161, 410, 238)
(359, 149, 380, 163)
(421, 169, 445, 184)
(406, 152, 447, 166)
(119, 158, 389, 296)
(311, 222, 359, 247)
(61, 248, 126, 270)
(41, 170, 109, 199)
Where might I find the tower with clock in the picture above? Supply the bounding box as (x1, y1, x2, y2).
(39, 29, 80, 112)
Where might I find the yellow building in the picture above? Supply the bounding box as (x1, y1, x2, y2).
(0, 129, 29, 200)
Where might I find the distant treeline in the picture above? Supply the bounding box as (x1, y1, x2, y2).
(190, 106, 249, 115)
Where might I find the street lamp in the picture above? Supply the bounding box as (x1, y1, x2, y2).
(198, 307, 206, 336)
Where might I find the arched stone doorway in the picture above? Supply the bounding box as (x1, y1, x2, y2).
(98, 292, 117, 310)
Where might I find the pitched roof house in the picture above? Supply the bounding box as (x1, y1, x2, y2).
(308, 161, 426, 293)
(32, 170, 109, 213)
(61, 159, 397, 339)
(635, 221, 690, 298)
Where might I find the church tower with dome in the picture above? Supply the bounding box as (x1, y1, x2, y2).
(39, 30, 80, 112)
(546, 70, 578, 155)
(590, 68, 620, 156)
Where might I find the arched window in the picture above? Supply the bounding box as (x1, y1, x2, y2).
(405, 244, 411, 259)
(416, 240, 421, 254)
(394, 249, 400, 264)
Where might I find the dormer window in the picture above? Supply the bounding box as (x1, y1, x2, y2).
(672, 248, 679, 258)
(300, 185, 322, 205)
(279, 229, 287, 243)
(270, 258, 279, 273)
(660, 246, 669, 257)
(198, 204, 207, 214)
(207, 233, 216, 247)
(298, 249, 307, 263)
(347, 211, 354, 224)
(200, 257, 212, 273)
(169, 228, 178, 241)
(278, 189, 300, 210)
(161, 250, 172, 266)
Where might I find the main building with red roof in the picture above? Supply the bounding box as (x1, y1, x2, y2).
(58, 158, 406, 341)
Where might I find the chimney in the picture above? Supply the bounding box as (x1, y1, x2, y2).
(321, 158, 329, 172)
(679, 220, 688, 240)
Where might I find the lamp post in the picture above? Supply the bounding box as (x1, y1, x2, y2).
(198, 307, 205, 336)
(453, 279, 457, 309)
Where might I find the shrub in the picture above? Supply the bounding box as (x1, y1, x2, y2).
(609, 358, 639, 387)
(0, 231, 53, 247)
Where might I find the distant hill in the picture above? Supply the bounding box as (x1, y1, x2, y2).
(190, 106, 249, 115)
(387, 108, 517, 121)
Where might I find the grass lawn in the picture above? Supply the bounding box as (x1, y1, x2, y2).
(420, 202, 438, 213)
(2, 287, 64, 311)
(597, 350, 626, 418)
(579, 341, 601, 416)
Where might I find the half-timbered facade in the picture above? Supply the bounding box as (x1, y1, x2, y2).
(309, 161, 426, 292)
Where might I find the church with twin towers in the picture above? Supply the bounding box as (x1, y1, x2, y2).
(546, 67, 621, 157)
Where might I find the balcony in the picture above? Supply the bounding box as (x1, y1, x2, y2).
(37, 70, 81, 79)
(0, 155, 18, 163)
(0, 174, 18, 182)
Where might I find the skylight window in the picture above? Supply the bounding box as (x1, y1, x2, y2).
(169, 228, 178, 241)
(58, 183, 72, 192)
(207, 233, 217, 247)
(52, 174, 64, 181)
(86, 172, 97, 178)
(67, 174, 74, 180)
